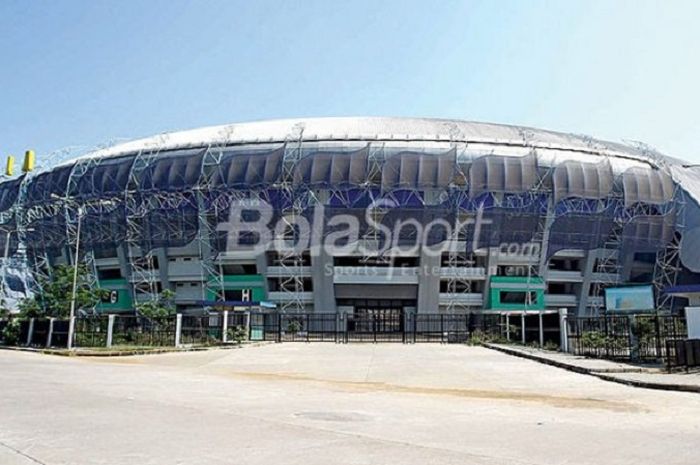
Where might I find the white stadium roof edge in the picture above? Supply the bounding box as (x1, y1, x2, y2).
(66, 116, 681, 165)
(55, 116, 700, 204)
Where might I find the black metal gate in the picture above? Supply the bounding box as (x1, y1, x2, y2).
(345, 309, 405, 342)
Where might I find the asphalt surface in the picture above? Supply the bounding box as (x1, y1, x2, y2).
(1, 344, 698, 465)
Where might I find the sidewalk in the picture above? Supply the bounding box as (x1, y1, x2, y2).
(0, 341, 271, 357)
(484, 343, 700, 393)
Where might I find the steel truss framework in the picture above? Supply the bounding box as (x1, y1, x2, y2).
(0, 135, 689, 317)
(125, 136, 169, 305)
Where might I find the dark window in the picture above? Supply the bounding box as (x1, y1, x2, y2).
(97, 268, 122, 280)
(266, 251, 311, 266)
(221, 264, 257, 275)
(548, 258, 582, 271)
(500, 291, 537, 305)
(497, 265, 537, 277)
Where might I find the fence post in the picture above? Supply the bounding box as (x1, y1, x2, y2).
(558, 308, 569, 352)
(106, 314, 115, 348)
(629, 314, 639, 361)
(538, 312, 544, 347)
(402, 312, 407, 344)
(335, 309, 340, 344)
(520, 313, 526, 345)
(506, 314, 510, 341)
(222, 310, 229, 343)
(654, 315, 661, 360)
(46, 318, 55, 348)
(26, 318, 34, 346)
(175, 314, 182, 347)
(277, 313, 282, 343)
(441, 313, 445, 344)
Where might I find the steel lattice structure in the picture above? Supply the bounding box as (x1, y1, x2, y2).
(0, 117, 697, 317)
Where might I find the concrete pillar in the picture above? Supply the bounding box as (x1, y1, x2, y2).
(310, 246, 336, 314)
(222, 310, 229, 343)
(520, 313, 526, 345)
(67, 316, 76, 349)
(155, 248, 170, 293)
(417, 249, 440, 314)
(538, 312, 544, 347)
(26, 318, 34, 346)
(559, 308, 569, 352)
(46, 318, 55, 348)
(106, 314, 115, 347)
(175, 314, 182, 347)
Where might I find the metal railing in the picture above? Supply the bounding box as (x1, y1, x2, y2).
(666, 339, 700, 370)
(567, 315, 686, 363)
(1, 310, 565, 348)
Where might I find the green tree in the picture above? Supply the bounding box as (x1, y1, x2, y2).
(136, 289, 176, 318)
(18, 264, 106, 318)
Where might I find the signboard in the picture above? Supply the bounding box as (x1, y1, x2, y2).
(605, 285, 654, 312)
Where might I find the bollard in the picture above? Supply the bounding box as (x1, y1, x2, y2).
(46, 318, 55, 348)
(521, 313, 526, 345)
(222, 310, 229, 343)
(175, 314, 182, 347)
(106, 314, 115, 348)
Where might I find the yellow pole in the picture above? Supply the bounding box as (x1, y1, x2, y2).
(22, 150, 35, 173)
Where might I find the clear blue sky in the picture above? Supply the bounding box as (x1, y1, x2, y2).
(1, 0, 699, 163)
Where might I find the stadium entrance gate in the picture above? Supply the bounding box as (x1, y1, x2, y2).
(243, 311, 491, 343)
(345, 308, 405, 342)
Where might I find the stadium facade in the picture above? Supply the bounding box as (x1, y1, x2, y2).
(3, 116, 700, 317)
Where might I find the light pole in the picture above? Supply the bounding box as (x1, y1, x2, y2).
(66, 205, 84, 350)
(51, 194, 84, 350)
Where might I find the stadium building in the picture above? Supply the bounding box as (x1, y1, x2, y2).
(2, 117, 700, 318)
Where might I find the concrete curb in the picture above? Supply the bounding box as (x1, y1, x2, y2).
(0, 341, 273, 357)
(483, 343, 700, 394)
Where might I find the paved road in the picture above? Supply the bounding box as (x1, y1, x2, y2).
(1, 344, 698, 465)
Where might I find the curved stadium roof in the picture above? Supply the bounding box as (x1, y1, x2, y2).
(68, 116, 686, 169)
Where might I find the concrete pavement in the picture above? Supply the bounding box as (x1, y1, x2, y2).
(486, 343, 700, 392)
(1, 344, 699, 465)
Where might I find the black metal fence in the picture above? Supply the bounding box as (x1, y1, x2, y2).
(180, 314, 223, 345)
(0, 310, 562, 348)
(111, 316, 177, 347)
(666, 339, 700, 370)
(567, 315, 686, 362)
(241, 311, 514, 344)
(410, 314, 470, 343)
(74, 317, 109, 347)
